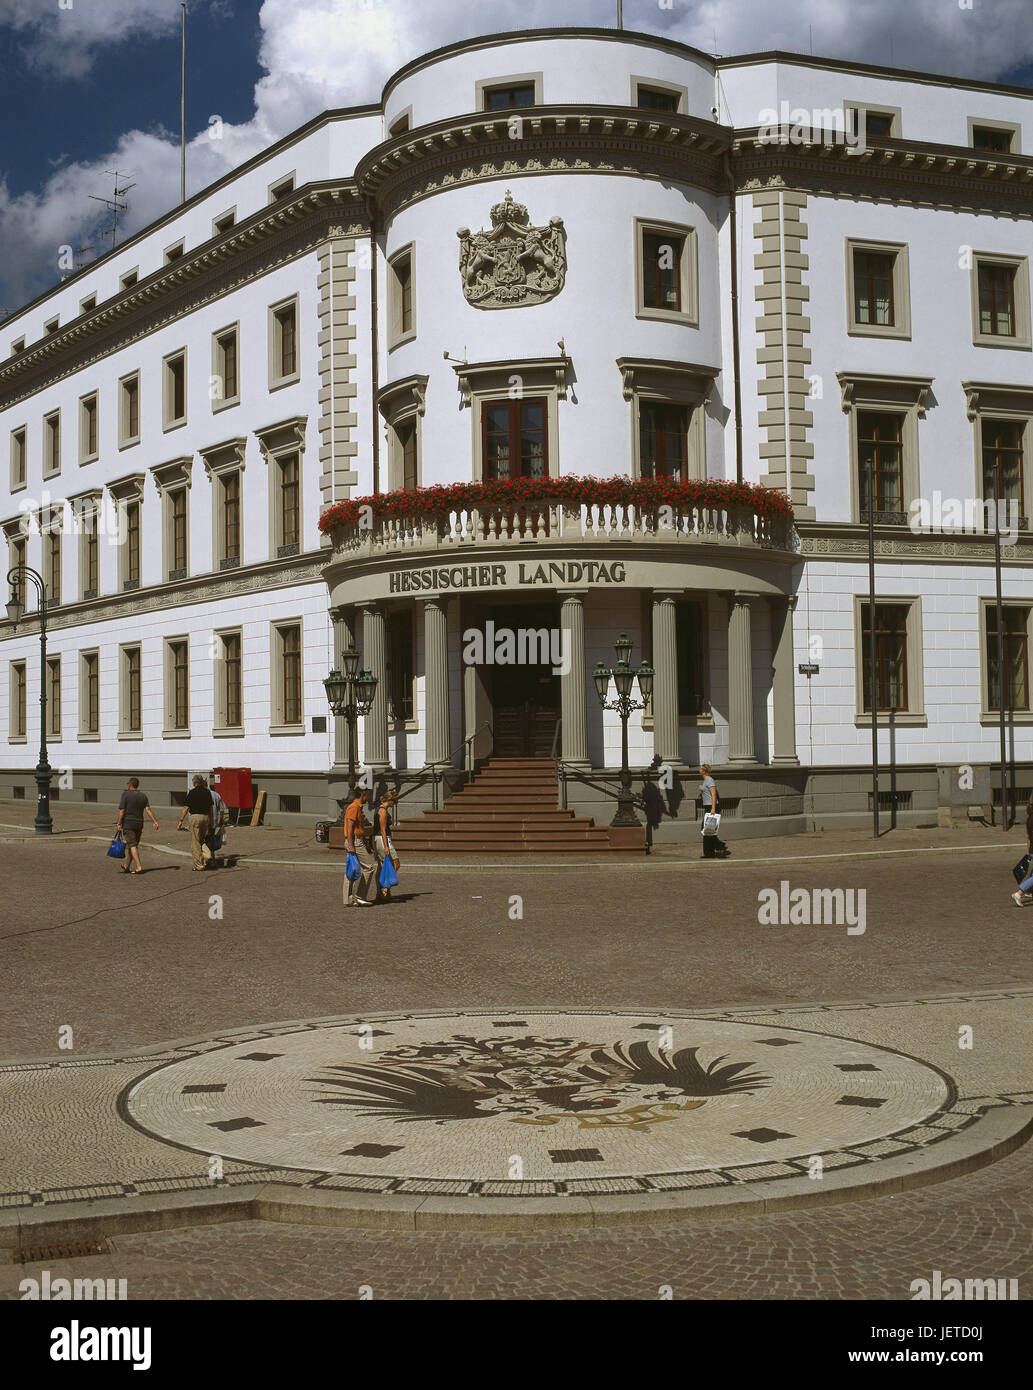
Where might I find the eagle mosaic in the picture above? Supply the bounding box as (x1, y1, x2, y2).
(457, 191, 566, 309)
(309, 1032, 770, 1131)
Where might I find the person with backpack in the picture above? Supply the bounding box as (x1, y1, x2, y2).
(699, 763, 731, 859)
(343, 788, 379, 907)
(373, 792, 400, 901)
(1012, 796, 1033, 905)
(206, 780, 228, 867)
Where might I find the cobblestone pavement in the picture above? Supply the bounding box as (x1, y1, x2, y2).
(1, 1144, 1028, 1300)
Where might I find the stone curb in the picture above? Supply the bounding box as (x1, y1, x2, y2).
(1, 1105, 1027, 1244)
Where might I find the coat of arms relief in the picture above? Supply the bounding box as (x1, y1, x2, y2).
(457, 191, 566, 309)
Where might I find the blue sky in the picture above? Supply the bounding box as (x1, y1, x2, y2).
(0, 0, 1030, 315)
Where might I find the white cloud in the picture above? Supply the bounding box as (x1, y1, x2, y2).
(1, 0, 1031, 312)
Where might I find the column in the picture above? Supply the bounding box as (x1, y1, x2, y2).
(727, 592, 756, 763)
(361, 603, 389, 772)
(330, 606, 356, 770)
(650, 592, 681, 767)
(422, 597, 450, 766)
(560, 592, 589, 767)
(771, 595, 800, 765)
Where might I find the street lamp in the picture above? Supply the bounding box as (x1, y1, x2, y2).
(6, 565, 52, 834)
(323, 645, 378, 803)
(592, 633, 654, 827)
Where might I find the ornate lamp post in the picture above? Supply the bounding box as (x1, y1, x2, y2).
(6, 565, 53, 834)
(323, 645, 378, 800)
(592, 632, 654, 828)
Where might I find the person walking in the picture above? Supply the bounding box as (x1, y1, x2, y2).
(206, 780, 228, 868)
(699, 763, 731, 859)
(115, 777, 160, 875)
(176, 774, 214, 871)
(1012, 795, 1033, 905)
(343, 788, 378, 907)
(373, 792, 400, 901)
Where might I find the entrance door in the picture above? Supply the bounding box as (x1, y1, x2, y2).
(488, 603, 560, 758)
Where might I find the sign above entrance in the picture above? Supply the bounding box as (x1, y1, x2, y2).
(388, 559, 627, 595)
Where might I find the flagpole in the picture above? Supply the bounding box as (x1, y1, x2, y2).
(180, 4, 187, 203)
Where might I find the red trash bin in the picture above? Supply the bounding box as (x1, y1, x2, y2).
(212, 767, 253, 809)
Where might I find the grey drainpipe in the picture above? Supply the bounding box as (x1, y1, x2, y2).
(366, 197, 381, 495)
(723, 150, 744, 487)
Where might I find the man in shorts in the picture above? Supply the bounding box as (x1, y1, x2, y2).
(115, 776, 160, 875)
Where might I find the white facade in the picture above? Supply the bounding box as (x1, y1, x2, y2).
(1, 28, 1031, 833)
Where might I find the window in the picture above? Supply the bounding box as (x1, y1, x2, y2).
(221, 470, 241, 566)
(865, 110, 895, 138)
(120, 269, 138, 289)
(10, 426, 26, 489)
(80, 651, 100, 736)
(639, 402, 688, 479)
(399, 420, 418, 492)
(47, 657, 61, 738)
(277, 453, 300, 554)
(213, 208, 236, 235)
(482, 399, 547, 480)
(481, 81, 537, 110)
(164, 240, 185, 263)
(43, 410, 60, 476)
(217, 631, 243, 730)
(163, 350, 187, 428)
(213, 325, 239, 408)
(78, 500, 100, 599)
(80, 294, 96, 314)
(987, 606, 1030, 712)
(45, 526, 62, 605)
(119, 373, 140, 446)
(676, 600, 708, 717)
(79, 392, 98, 463)
(388, 610, 415, 724)
(982, 419, 1024, 510)
(635, 84, 681, 113)
(269, 298, 299, 386)
(635, 220, 698, 324)
(165, 638, 189, 733)
(969, 119, 1020, 154)
(972, 255, 1031, 349)
(269, 173, 295, 202)
(8, 532, 26, 578)
(10, 662, 27, 740)
(847, 241, 911, 338)
(273, 623, 303, 728)
(857, 411, 904, 513)
(861, 603, 909, 710)
(44, 316, 59, 335)
(168, 487, 188, 579)
(120, 645, 142, 734)
(847, 105, 900, 140)
(388, 246, 414, 345)
(122, 499, 141, 589)
(388, 110, 411, 137)
(10, 337, 25, 355)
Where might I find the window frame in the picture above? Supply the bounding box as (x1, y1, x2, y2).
(387, 243, 415, 348)
(9, 660, 27, 742)
(971, 252, 1032, 350)
(476, 73, 543, 111)
(118, 643, 143, 738)
(44, 519, 62, 606)
(845, 102, 902, 141)
(853, 596, 926, 726)
(78, 649, 100, 739)
(845, 238, 911, 339)
(838, 373, 930, 524)
(256, 419, 306, 560)
(630, 76, 687, 113)
(268, 172, 296, 203)
(79, 391, 99, 464)
(212, 322, 240, 412)
(965, 383, 1033, 530)
(119, 268, 139, 290)
(72, 492, 102, 601)
(43, 408, 61, 478)
(214, 628, 244, 734)
(480, 397, 550, 483)
(388, 607, 417, 731)
(387, 108, 412, 137)
(980, 600, 1033, 723)
(268, 295, 300, 389)
(270, 620, 305, 733)
(618, 358, 715, 484)
(163, 636, 191, 737)
(202, 437, 247, 571)
(162, 348, 188, 431)
(967, 117, 1021, 154)
(46, 655, 62, 740)
(212, 207, 236, 235)
(118, 371, 141, 448)
(634, 218, 699, 326)
(378, 375, 427, 492)
(9, 425, 27, 492)
(163, 239, 185, 263)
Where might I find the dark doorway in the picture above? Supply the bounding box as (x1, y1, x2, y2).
(487, 602, 560, 757)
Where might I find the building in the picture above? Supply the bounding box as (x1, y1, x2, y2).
(1, 27, 1032, 839)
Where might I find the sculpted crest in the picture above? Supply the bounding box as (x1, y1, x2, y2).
(457, 191, 566, 309)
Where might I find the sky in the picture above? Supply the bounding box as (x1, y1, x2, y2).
(0, 0, 1031, 315)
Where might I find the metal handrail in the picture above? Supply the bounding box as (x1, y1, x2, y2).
(549, 716, 562, 761)
(394, 721, 494, 812)
(555, 758, 655, 814)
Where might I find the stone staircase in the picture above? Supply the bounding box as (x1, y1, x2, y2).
(390, 758, 616, 853)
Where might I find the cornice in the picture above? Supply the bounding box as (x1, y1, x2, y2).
(962, 380, 1033, 420)
(452, 355, 572, 406)
(732, 131, 1033, 217)
(616, 356, 721, 402)
(0, 551, 326, 639)
(356, 106, 730, 217)
(0, 183, 367, 411)
(836, 372, 934, 414)
(796, 520, 1033, 562)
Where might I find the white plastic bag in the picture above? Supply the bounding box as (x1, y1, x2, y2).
(702, 812, 721, 836)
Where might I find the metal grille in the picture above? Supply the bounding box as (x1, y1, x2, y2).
(868, 790, 912, 811)
(16, 1238, 110, 1264)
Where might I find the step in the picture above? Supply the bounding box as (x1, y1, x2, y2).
(479, 759, 556, 768)
(389, 842, 615, 853)
(418, 811, 579, 824)
(394, 825, 604, 840)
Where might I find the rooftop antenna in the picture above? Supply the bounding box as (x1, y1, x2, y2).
(180, 4, 187, 203)
(75, 243, 94, 270)
(809, 25, 813, 55)
(617, 1, 622, 30)
(88, 170, 136, 252)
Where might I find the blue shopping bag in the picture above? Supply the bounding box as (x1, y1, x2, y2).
(379, 856, 399, 889)
(107, 830, 126, 859)
(345, 851, 361, 882)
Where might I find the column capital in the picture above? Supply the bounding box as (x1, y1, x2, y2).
(559, 588, 588, 602)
